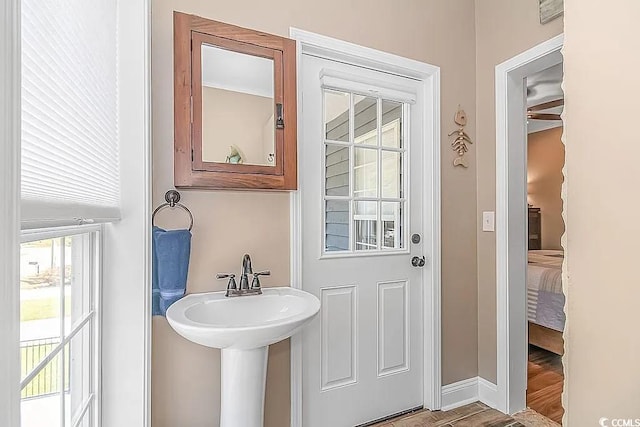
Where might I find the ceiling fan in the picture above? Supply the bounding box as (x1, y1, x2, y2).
(527, 99, 563, 121)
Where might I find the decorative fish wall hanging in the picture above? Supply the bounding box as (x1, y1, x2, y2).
(449, 107, 473, 168)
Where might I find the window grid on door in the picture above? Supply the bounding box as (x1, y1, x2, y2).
(323, 89, 406, 254)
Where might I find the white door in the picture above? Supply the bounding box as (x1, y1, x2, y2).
(300, 54, 431, 427)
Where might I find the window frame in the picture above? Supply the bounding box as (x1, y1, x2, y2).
(19, 224, 102, 427)
(2, 0, 152, 425)
(321, 88, 410, 259)
(1, 0, 23, 425)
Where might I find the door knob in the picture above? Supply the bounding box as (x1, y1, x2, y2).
(411, 256, 426, 267)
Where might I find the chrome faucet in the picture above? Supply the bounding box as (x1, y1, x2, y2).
(216, 254, 270, 297)
(239, 254, 253, 290)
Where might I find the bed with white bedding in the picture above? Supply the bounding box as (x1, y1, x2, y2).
(527, 250, 565, 354)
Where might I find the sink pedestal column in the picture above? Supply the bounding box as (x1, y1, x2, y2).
(220, 346, 269, 427)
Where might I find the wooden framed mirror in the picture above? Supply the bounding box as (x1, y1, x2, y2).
(174, 12, 297, 190)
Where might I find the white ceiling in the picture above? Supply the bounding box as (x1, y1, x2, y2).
(526, 63, 564, 133)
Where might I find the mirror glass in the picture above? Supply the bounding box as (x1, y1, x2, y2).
(201, 44, 275, 166)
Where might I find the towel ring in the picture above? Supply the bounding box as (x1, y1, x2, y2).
(152, 190, 194, 231)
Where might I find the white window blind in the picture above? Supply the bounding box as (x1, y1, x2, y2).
(320, 69, 418, 104)
(21, 0, 120, 229)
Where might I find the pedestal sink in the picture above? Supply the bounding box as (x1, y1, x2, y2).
(166, 287, 320, 427)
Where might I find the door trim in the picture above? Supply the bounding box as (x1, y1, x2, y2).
(494, 33, 564, 415)
(289, 28, 442, 427)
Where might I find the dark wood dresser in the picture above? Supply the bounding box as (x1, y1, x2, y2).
(528, 207, 542, 250)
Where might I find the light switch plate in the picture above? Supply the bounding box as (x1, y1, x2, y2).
(482, 211, 495, 232)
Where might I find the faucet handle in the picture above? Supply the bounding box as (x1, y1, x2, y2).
(216, 273, 237, 292)
(251, 271, 270, 289)
(253, 270, 270, 276)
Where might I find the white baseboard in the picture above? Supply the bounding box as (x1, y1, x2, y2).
(478, 377, 499, 409)
(441, 377, 498, 412)
(441, 378, 478, 411)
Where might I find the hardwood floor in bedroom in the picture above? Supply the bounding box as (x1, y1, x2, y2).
(528, 345, 564, 424)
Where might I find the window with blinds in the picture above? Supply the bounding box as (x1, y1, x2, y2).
(21, 0, 120, 229)
(18, 1, 120, 425)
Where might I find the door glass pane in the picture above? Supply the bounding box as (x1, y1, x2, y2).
(325, 200, 350, 252)
(354, 147, 377, 198)
(381, 100, 402, 148)
(354, 201, 377, 250)
(322, 92, 407, 255)
(354, 95, 377, 144)
(325, 144, 350, 197)
(381, 150, 402, 198)
(324, 90, 350, 142)
(382, 202, 403, 249)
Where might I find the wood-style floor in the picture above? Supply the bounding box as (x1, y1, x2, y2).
(367, 345, 564, 427)
(370, 402, 524, 427)
(527, 345, 564, 424)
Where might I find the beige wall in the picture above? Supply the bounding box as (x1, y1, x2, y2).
(563, 0, 640, 423)
(527, 127, 565, 250)
(474, 0, 563, 383)
(151, 0, 640, 422)
(151, 192, 291, 427)
(152, 0, 479, 426)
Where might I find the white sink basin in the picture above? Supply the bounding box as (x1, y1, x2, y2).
(166, 286, 320, 349)
(165, 286, 320, 427)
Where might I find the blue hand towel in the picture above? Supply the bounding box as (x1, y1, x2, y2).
(152, 226, 191, 316)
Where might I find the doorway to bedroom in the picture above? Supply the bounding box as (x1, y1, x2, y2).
(495, 33, 565, 422)
(525, 62, 565, 424)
